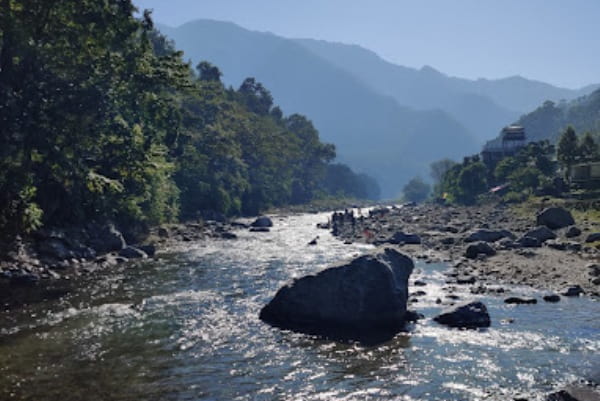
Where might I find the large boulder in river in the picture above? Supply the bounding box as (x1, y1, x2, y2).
(433, 301, 491, 329)
(536, 207, 575, 229)
(259, 247, 414, 344)
(465, 229, 515, 243)
(251, 216, 273, 228)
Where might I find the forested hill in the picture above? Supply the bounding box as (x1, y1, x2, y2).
(157, 19, 481, 198)
(0, 1, 377, 240)
(293, 39, 597, 145)
(484, 88, 600, 149)
(515, 89, 600, 143)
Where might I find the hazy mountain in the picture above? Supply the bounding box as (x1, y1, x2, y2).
(295, 39, 597, 142)
(158, 19, 598, 197)
(517, 88, 600, 143)
(158, 20, 479, 198)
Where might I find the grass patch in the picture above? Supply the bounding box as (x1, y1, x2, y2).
(511, 195, 600, 225)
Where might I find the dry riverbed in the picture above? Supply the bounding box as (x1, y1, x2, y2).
(328, 202, 600, 298)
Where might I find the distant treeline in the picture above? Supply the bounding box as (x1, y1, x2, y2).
(0, 1, 379, 238)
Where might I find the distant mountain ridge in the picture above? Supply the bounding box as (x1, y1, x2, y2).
(515, 88, 600, 144)
(157, 19, 598, 197)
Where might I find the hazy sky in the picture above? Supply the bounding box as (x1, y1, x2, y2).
(134, 0, 599, 89)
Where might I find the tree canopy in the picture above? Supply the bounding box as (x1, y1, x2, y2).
(0, 1, 378, 238)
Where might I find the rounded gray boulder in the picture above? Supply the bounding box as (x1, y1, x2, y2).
(433, 301, 491, 329)
(536, 207, 575, 230)
(259, 247, 414, 344)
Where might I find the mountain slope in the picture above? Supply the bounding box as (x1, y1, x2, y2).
(295, 39, 596, 142)
(159, 20, 479, 198)
(516, 89, 600, 143)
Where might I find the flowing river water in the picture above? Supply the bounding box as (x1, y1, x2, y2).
(0, 212, 599, 400)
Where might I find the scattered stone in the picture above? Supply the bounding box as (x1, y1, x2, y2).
(465, 242, 496, 259)
(440, 237, 455, 245)
(523, 226, 557, 243)
(585, 233, 600, 243)
(118, 246, 147, 259)
(587, 264, 600, 277)
(249, 227, 270, 233)
(37, 238, 74, 260)
(433, 301, 491, 329)
(517, 236, 541, 248)
(504, 297, 537, 305)
(456, 275, 476, 285)
(543, 294, 561, 303)
(561, 285, 585, 297)
(308, 236, 319, 246)
(316, 222, 330, 230)
(536, 207, 575, 229)
(565, 226, 582, 238)
(464, 229, 514, 243)
(411, 290, 427, 297)
(413, 280, 427, 286)
(158, 227, 170, 238)
(89, 223, 127, 253)
(387, 231, 421, 245)
(545, 390, 580, 401)
(260, 248, 414, 344)
(220, 232, 238, 240)
(251, 216, 273, 228)
(138, 244, 156, 257)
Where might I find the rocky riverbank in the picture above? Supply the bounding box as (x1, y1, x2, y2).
(328, 202, 600, 298)
(0, 217, 261, 307)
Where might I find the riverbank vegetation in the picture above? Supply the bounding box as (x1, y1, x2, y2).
(431, 126, 600, 205)
(0, 1, 378, 240)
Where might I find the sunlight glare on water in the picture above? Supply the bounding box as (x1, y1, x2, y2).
(0, 211, 598, 401)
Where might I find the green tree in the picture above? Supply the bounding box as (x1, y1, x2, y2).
(403, 177, 431, 203)
(430, 159, 457, 183)
(197, 61, 222, 82)
(579, 132, 598, 161)
(557, 126, 579, 179)
(494, 157, 519, 182)
(456, 161, 488, 204)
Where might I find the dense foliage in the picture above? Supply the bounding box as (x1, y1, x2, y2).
(402, 177, 430, 203)
(0, 1, 376, 238)
(487, 89, 600, 145)
(433, 126, 599, 205)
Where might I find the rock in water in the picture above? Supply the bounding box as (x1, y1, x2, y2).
(251, 216, 273, 228)
(536, 207, 575, 229)
(433, 301, 491, 329)
(259, 247, 414, 344)
(504, 297, 537, 305)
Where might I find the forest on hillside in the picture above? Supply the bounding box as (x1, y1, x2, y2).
(0, 1, 379, 240)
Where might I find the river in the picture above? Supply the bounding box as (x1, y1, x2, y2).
(0, 212, 599, 400)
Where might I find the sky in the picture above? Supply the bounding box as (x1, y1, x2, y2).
(133, 0, 599, 89)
